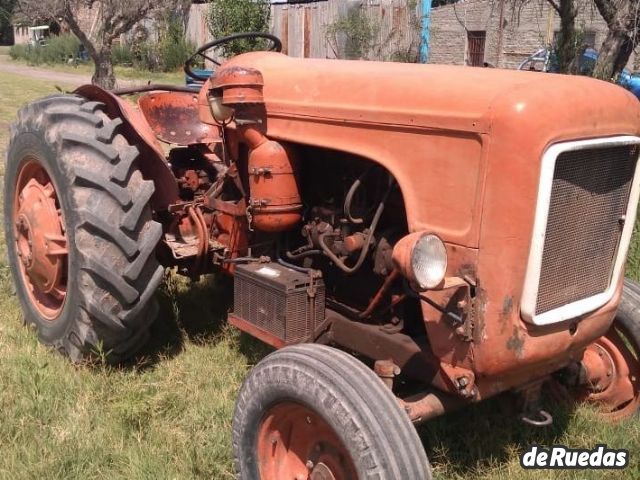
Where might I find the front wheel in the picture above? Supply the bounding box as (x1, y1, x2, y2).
(232, 344, 432, 480)
(578, 278, 640, 420)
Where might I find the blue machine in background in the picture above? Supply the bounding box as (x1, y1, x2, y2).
(619, 70, 640, 100)
(518, 47, 640, 101)
(185, 69, 214, 87)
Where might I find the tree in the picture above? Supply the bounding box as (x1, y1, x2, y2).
(545, 0, 580, 73)
(17, 0, 181, 89)
(207, 0, 270, 57)
(0, 0, 16, 45)
(592, 0, 640, 80)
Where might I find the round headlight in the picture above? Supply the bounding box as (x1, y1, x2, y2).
(208, 95, 234, 123)
(411, 234, 447, 290)
(392, 232, 448, 290)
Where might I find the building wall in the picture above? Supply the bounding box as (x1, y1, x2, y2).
(429, 0, 635, 70)
(13, 25, 30, 45)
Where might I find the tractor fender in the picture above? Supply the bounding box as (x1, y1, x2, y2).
(74, 84, 179, 210)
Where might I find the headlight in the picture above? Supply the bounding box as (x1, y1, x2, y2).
(208, 95, 234, 123)
(392, 232, 447, 290)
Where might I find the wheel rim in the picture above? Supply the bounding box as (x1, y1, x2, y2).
(580, 324, 640, 421)
(12, 157, 68, 320)
(256, 402, 358, 480)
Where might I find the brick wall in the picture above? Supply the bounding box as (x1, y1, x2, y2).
(429, 0, 636, 71)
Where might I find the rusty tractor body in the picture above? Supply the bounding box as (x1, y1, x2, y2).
(6, 34, 640, 479)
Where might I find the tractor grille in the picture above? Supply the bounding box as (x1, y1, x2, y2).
(535, 144, 639, 315)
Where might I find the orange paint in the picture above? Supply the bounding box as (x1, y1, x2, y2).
(216, 52, 640, 399)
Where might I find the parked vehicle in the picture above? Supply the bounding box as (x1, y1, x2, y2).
(27, 25, 50, 47)
(518, 46, 640, 100)
(5, 32, 640, 479)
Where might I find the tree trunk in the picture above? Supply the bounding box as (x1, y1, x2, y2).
(555, 0, 578, 73)
(593, 0, 639, 80)
(92, 50, 116, 90)
(593, 30, 630, 80)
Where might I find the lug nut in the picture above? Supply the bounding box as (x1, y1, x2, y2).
(457, 377, 469, 388)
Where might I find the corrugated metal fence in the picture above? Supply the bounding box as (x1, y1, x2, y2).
(187, 0, 422, 62)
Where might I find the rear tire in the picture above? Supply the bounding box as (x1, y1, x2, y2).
(232, 343, 432, 479)
(4, 94, 163, 363)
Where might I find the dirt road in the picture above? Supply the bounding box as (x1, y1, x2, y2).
(0, 55, 138, 88)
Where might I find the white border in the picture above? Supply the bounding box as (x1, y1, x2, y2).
(521, 136, 640, 325)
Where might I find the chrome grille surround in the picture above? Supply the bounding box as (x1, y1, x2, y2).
(521, 136, 640, 326)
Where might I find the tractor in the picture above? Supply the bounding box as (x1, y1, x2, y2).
(5, 32, 640, 479)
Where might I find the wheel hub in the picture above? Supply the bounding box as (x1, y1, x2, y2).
(13, 160, 68, 320)
(309, 462, 336, 480)
(580, 328, 640, 421)
(581, 343, 614, 392)
(256, 403, 357, 480)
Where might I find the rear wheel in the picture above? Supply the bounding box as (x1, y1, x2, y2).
(232, 343, 432, 480)
(4, 94, 163, 362)
(578, 278, 640, 420)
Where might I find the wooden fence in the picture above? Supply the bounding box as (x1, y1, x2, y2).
(187, 0, 422, 62)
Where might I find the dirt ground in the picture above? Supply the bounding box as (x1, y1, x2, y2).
(0, 54, 138, 88)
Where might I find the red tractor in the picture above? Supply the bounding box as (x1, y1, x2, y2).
(5, 34, 640, 479)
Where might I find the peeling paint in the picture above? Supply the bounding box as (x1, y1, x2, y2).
(499, 295, 513, 334)
(506, 326, 525, 359)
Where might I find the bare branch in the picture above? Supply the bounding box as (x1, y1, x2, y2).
(545, 0, 561, 15)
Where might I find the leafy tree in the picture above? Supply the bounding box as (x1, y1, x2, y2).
(325, 7, 380, 60)
(207, 0, 271, 57)
(16, 0, 184, 89)
(0, 0, 16, 45)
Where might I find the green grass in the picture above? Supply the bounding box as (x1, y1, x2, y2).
(0, 70, 639, 479)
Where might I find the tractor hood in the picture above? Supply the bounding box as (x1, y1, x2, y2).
(219, 52, 640, 251)
(222, 51, 640, 136)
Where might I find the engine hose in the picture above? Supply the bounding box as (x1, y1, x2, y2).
(344, 176, 365, 224)
(277, 254, 315, 274)
(275, 237, 316, 274)
(285, 248, 322, 260)
(284, 234, 320, 260)
(319, 181, 392, 274)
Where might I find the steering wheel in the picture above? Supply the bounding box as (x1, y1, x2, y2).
(184, 32, 282, 82)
